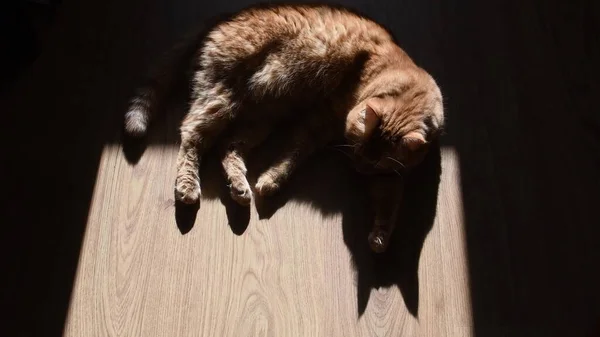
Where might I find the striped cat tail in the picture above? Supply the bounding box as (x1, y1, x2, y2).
(124, 28, 206, 137)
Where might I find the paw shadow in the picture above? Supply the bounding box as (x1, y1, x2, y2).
(199, 155, 251, 235)
(174, 198, 199, 234)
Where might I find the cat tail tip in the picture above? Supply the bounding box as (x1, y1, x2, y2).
(124, 107, 150, 137)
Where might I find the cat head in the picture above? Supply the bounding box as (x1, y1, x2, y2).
(344, 69, 444, 174)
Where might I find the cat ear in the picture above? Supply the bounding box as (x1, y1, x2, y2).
(362, 104, 380, 138)
(402, 131, 427, 151)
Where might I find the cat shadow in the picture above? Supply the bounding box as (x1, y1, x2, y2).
(248, 136, 442, 317)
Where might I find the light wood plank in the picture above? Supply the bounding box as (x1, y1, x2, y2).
(64, 143, 471, 337)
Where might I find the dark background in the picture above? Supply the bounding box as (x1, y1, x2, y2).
(1, 0, 599, 336)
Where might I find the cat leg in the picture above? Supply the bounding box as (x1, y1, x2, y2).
(175, 87, 234, 204)
(254, 123, 326, 197)
(220, 122, 272, 206)
(254, 146, 313, 197)
(367, 174, 404, 253)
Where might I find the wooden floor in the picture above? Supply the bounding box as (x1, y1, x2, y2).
(61, 142, 471, 337)
(2, 0, 599, 336)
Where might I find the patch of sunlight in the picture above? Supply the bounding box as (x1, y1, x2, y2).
(435, 146, 473, 336)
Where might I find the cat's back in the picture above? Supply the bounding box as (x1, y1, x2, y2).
(205, 4, 393, 60)
(238, 4, 389, 38)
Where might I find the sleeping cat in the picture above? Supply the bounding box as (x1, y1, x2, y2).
(124, 3, 444, 252)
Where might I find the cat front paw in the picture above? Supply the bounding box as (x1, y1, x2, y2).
(175, 178, 201, 204)
(255, 175, 280, 197)
(229, 180, 253, 206)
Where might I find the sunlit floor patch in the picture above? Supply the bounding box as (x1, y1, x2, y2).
(64, 144, 473, 337)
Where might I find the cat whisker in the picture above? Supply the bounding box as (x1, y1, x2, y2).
(332, 144, 357, 149)
(329, 147, 353, 160)
(386, 156, 406, 170)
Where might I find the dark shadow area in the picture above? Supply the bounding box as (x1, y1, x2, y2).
(435, 0, 600, 336)
(121, 132, 148, 164)
(0, 0, 62, 95)
(174, 199, 200, 234)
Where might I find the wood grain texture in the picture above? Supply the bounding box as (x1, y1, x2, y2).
(63, 142, 471, 337)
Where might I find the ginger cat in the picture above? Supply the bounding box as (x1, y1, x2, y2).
(124, 4, 444, 252)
